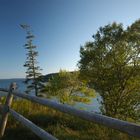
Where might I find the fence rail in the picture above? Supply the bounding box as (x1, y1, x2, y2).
(9, 109, 57, 140)
(0, 83, 140, 139)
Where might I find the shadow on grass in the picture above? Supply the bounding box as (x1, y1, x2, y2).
(2, 127, 41, 140)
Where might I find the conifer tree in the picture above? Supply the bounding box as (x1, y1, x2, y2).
(21, 24, 43, 96)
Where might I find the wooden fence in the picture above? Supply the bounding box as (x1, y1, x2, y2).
(0, 83, 140, 140)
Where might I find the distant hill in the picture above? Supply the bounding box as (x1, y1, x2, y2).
(43, 71, 76, 82)
(0, 71, 76, 84)
(42, 72, 58, 82)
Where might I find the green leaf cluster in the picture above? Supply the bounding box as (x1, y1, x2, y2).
(78, 21, 140, 120)
(42, 70, 95, 105)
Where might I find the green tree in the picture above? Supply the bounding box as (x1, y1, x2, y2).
(21, 24, 43, 96)
(42, 70, 95, 105)
(78, 22, 140, 120)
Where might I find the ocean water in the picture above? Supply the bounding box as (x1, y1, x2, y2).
(0, 79, 101, 113)
(0, 78, 26, 92)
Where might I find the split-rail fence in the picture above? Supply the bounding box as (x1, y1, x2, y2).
(0, 83, 139, 140)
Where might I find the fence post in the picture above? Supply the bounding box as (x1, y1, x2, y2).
(0, 82, 17, 137)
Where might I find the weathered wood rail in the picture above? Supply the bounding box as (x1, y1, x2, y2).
(0, 83, 140, 140)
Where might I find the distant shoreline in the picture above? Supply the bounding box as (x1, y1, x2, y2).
(0, 78, 25, 80)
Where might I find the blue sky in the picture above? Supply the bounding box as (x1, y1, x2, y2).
(0, 0, 140, 79)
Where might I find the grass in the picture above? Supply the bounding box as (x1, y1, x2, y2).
(0, 98, 139, 140)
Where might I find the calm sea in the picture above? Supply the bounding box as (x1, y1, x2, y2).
(0, 79, 101, 113)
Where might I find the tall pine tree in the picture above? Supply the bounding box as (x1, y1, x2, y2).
(21, 24, 43, 96)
